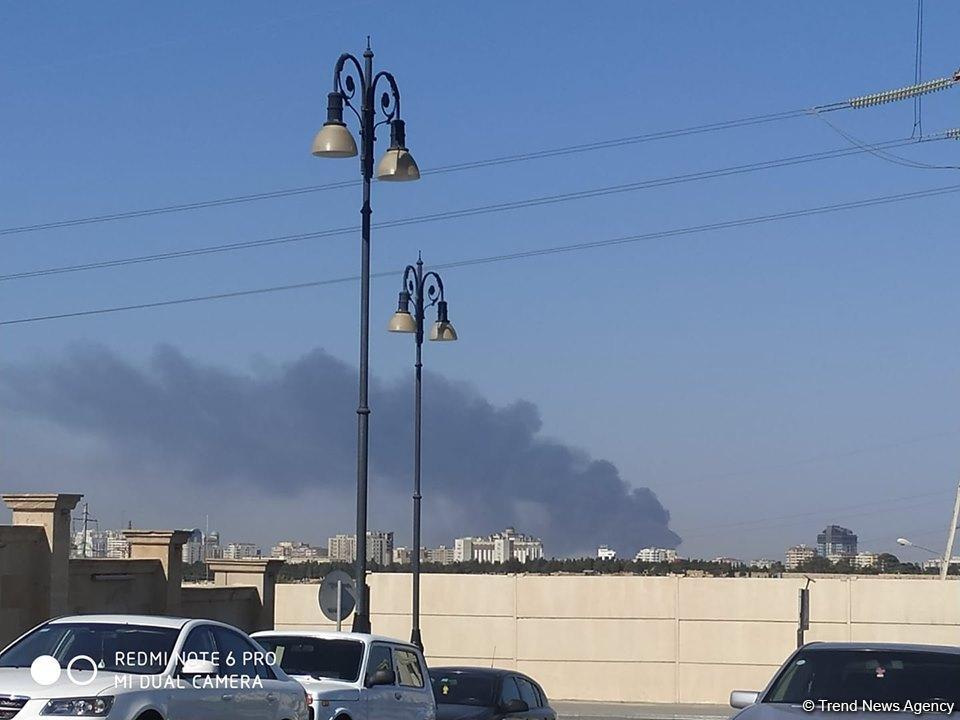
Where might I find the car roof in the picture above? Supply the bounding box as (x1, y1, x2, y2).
(49, 615, 191, 629)
(802, 641, 960, 655)
(251, 629, 419, 648)
(428, 666, 530, 679)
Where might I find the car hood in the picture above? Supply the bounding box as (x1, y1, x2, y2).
(435, 703, 496, 720)
(0, 668, 130, 699)
(736, 704, 913, 720)
(288, 676, 360, 701)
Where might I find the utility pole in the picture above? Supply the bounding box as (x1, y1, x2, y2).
(941, 480, 960, 581)
(79, 503, 98, 558)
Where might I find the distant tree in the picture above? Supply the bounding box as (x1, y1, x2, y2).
(797, 556, 834, 573)
(876, 553, 900, 574)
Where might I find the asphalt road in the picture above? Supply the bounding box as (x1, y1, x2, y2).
(555, 701, 731, 720)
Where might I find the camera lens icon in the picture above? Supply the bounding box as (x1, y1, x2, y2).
(29, 655, 98, 687)
(30, 656, 61, 686)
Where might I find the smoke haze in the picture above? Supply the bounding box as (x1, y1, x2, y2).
(0, 344, 679, 557)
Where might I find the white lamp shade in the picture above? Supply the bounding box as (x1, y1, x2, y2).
(388, 311, 417, 333)
(376, 148, 420, 181)
(429, 321, 457, 341)
(312, 122, 358, 158)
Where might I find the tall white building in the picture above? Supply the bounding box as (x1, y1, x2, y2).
(454, 528, 544, 564)
(424, 546, 455, 564)
(224, 543, 261, 560)
(104, 530, 130, 559)
(634, 547, 677, 563)
(785, 544, 817, 570)
(203, 531, 223, 560)
(72, 529, 107, 558)
(597, 546, 617, 560)
(327, 532, 394, 565)
(271, 541, 325, 562)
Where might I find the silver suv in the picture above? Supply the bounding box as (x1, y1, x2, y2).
(252, 630, 436, 720)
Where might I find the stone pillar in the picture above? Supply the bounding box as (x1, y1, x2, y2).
(2, 493, 82, 617)
(206, 558, 284, 631)
(124, 530, 191, 615)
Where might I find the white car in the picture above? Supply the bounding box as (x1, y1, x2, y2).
(0, 614, 309, 719)
(251, 630, 436, 720)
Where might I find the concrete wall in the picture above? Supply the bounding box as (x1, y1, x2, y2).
(275, 573, 960, 705)
(182, 585, 262, 630)
(0, 526, 50, 644)
(69, 559, 167, 616)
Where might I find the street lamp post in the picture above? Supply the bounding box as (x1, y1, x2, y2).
(312, 41, 420, 633)
(388, 255, 458, 650)
(897, 536, 953, 578)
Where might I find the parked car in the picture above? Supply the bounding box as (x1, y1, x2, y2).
(730, 641, 960, 718)
(252, 630, 436, 720)
(428, 667, 556, 720)
(0, 614, 309, 720)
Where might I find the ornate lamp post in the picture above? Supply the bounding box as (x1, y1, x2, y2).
(312, 41, 420, 633)
(388, 255, 457, 649)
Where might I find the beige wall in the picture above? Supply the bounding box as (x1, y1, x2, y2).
(182, 585, 262, 629)
(69, 559, 167, 616)
(0, 526, 50, 645)
(275, 573, 960, 705)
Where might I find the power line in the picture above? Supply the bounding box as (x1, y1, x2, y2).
(2, 71, 956, 238)
(6, 70, 957, 238)
(2, 134, 948, 283)
(3, 181, 958, 326)
(0, 107, 831, 237)
(812, 110, 959, 171)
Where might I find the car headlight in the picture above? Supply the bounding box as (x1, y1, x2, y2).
(41, 696, 114, 716)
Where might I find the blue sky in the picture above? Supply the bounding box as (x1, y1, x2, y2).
(2, 2, 959, 559)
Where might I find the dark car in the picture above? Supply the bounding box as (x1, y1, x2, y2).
(429, 667, 557, 720)
(730, 642, 960, 718)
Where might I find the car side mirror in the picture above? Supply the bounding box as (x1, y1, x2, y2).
(367, 668, 396, 687)
(730, 691, 760, 709)
(181, 658, 218, 677)
(500, 699, 529, 714)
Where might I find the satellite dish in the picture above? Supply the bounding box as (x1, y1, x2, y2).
(319, 570, 356, 623)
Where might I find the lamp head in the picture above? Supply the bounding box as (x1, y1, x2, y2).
(376, 119, 420, 181)
(896, 538, 911, 547)
(429, 300, 457, 341)
(388, 291, 417, 333)
(312, 92, 358, 158)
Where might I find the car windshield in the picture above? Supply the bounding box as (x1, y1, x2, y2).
(255, 637, 363, 682)
(764, 649, 960, 704)
(0, 622, 180, 675)
(430, 672, 498, 706)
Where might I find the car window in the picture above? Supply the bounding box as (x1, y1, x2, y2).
(516, 677, 539, 708)
(212, 626, 259, 678)
(393, 648, 424, 688)
(368, 643, 395, 682)
(256, 637, 363, 682)
(430, 671, 498, 706)
(0, 623, 179, 675)
(499, 676, 522, 704)
(534, 683, 548, 707)
(764, 649, 960, 704)
(180, 626, 217, 668)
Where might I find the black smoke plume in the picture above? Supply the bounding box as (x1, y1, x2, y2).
(0, 344, 679, 556)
